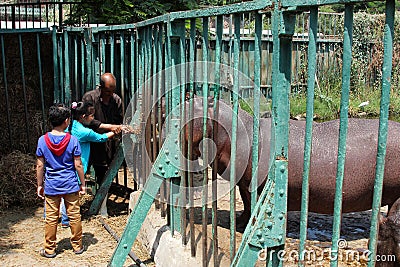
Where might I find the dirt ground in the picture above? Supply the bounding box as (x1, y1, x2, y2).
(0, 192, 154, 267)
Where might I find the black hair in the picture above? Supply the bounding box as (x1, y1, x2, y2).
(48, 104, 71, 128)
(68, 101, 94, 132)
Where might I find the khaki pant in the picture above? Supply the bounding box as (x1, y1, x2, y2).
(44, 192, 82, 254)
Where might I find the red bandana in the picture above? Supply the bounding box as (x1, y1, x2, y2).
(44, 133, 71, 156)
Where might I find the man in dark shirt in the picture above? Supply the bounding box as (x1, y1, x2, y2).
(82, 73, 123, 216)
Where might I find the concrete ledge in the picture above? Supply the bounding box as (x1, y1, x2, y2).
(129, 191, 205, 267)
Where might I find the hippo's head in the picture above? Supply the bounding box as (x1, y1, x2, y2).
(376, 198, 400, 266)
(182, 96, 214, 159)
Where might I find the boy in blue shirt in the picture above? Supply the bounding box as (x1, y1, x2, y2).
(36, 104, 86, 258)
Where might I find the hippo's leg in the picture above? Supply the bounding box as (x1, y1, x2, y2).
(236, 179, 251, 231)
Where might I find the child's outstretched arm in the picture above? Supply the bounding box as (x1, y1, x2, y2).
(99, 123, 122, 134)
(36, 157, 45, 200)
(74, 156, 86, 195)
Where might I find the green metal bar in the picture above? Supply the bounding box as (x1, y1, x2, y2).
(168, 0, 271, 21)
(84, 28, 93, 92)
(93, 34, 100, 88)
(145, 27, 152, 181)
(169, 20, 184, 235)
(110, 32, 115, 74)
(265, 6, 294, 267)
(230, 13, 241, 263)
(138, 28, 146, 189)
(188, 18, 196, 257)
(130, 31, 135, 97)
(298, 7, 318, 267)
(64, 30, 71, 104)
(18, 33, 30, 151)
(100, 33, 105, 74)
(80, 36, 85, 97)
(1, 34, 12, 148)
(52, 27, 60, 102)
(331, 5, 353, 267)
(74, 35, 78, 100)
(178, 20, 186, 242)
(89, 144, 125, 215)
(251, 12, 262, 213)
(201, 17, 209, 267)
(281, 0, 376, 8)
(157, 24, 165, 219)
(212, 14, 223, 267)
(368, 1, 394, 266)
(120, 32, 125, 111)
(58, 32, 64, 103)
(36, 33, 46, 134)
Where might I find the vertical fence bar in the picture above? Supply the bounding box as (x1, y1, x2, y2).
(212, 14, 223, 267)
(84, 28, 93, 92)
(18, 33, 30, 151)
(230, 13, 241, 263)
(251, 12, 262, 214)
(74, 35, 79, 100)
(120, 32, 125, 112)
(298, 6, 318, 267)
(151, 26, 159, 203)
(37, 33, 46, 133)
(80, 35, 85, 95)
(156, 24, 165, 215)
(110, 32, 115, 74)
(178, 20, 187, 243)
(144, 27, 152, 189)
(265, 4, 294, 266)
(93, 34, 100, 88)
(100, 33, 106, 74)
(52, 27, 60, 102)
(1, 34, 12, 148)
(139, 29, 146, 189)
(368, 1, 395, 266)
(201, 16, 209, 267)
(64, 30, 71, 104)
(330, 5, 353, 267)
(188, 18, 196, 257)
(58, 31, 64, 103)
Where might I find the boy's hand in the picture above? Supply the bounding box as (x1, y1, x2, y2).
(79, 185, 86, 195)
(37, 186, 44, 200)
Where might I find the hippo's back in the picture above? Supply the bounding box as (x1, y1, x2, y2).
(287, 118, 400, 213)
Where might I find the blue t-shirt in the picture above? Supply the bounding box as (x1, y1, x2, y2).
(36, 133, 82, 195)
(70, 120, 108, 173)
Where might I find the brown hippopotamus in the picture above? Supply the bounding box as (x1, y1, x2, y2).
(376, 197, 400, 266)
(182, 97, 400, 229)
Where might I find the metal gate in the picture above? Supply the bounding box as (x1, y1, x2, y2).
(0, 0, 396, 266)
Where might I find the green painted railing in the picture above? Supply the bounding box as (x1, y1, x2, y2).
(0, 0, 395, 267)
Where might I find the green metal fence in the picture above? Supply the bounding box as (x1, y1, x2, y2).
(0, 0, 396, 266)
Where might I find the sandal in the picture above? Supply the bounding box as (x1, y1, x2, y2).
(39, 248, 56, 258)
(73, 247, 85, 255)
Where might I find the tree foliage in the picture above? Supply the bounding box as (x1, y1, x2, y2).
(66, 0, 198, 25)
